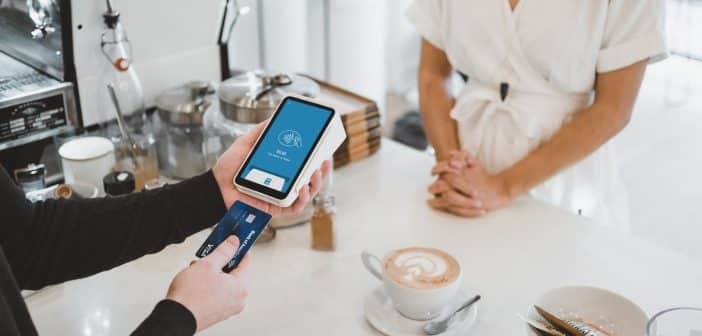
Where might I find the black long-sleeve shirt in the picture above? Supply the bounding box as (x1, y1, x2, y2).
(0, 165, 226, 335)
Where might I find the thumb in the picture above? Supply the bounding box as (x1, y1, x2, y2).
(203, 236, 240, 269)
(240, 120, 268, 145)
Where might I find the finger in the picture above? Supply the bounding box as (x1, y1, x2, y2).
(447, 151, 469, 169)
(444, 174, 477, 197)
(308, 169, 323, 197)
(289, 185, 311, 214)
(240, 120, 269, 145)
(447, 206, 486, 218)
(434, 173, 474, 196)
(450, 150, 478, 167)
(236, 195, 272, 216)
(462, 151, 478, 166)
(203, 236, 240, 269)
(320, 160, 332, 179)
(427, 198, 442, 210)
(442, 190, 483, 209)
(429, 190, 474, 213)
(447, 149, 470, 163)
(428, 179, 452, 195)
(448, 150, 466, 160)
(427, 195, 450, 209)
(428, 195, 485, 217)
(449, 158, 466, 170)
(427, 197, 460, 215)
(230, 254, 251, 279)
(431, 162, 458, 176)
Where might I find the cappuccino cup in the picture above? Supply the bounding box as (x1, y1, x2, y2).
(362, 247, 462, 320)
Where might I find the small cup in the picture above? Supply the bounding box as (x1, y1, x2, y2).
(362, 248, 462, 320)
(59, 136, 116, 195)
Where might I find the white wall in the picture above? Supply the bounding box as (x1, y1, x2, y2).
(227, 0, 264, 71)
(305, 0, 327, 78)
(261, 0, 309, 73)
(328, 0, 387, 107)
(227, 0, 326, 78)
(226, 0, 388, 108)
(385, 0, 419, 96)
(73, 0, 225, 126)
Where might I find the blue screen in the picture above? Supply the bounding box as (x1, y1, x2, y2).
(239, 99, 331, 194)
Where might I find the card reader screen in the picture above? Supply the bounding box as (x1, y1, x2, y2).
(238, 98, 333, 196)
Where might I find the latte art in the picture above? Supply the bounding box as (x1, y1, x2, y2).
(384, 247, 460, 289)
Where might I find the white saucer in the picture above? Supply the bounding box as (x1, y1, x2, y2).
(364, 286, 478, 336)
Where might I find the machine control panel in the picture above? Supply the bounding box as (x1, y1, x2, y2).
(0, 86, 75, 150)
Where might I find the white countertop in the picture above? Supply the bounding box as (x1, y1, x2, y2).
(26, 140, 702, 335)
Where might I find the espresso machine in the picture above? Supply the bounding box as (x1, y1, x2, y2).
(0, 0, 238, 184)
(0, 0, 78, 180)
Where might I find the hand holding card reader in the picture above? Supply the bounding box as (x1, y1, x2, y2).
(233, 95, 346, 207)
(196, 96, 346, 271)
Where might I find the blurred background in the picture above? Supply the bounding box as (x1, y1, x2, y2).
(226, 0, 702, 261)
(2, 0, 700, 259)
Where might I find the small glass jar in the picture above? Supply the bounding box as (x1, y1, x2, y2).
(154, 81, 213, 179)
(110, 131, 158, 192)
(202, 104, 255, 168)
(311, 193, 336, 251)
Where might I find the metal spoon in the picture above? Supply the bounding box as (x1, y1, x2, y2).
(106, 84, 139, 169)
(423, 295, 481, 335)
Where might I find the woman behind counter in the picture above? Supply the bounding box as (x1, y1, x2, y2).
(409, 0, 667, 229)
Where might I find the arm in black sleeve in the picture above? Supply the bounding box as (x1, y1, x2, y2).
(132, 299, 197, 336)
(0, 166, 226, 290)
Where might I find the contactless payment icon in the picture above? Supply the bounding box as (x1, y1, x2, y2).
(277, 129, 302, 148)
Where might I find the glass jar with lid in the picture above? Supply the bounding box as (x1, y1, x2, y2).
(154, 81, 213, 179)
(203, 71, 321, 168)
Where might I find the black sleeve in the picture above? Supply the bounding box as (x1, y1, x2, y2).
(132, 300, 197, 336)
(0, 165, 226, 290)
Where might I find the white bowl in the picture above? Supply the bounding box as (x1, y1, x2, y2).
(525, 286, 648, 336)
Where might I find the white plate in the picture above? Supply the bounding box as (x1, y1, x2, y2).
(364, 286, 478, 336)
(525, 286, 648, 336)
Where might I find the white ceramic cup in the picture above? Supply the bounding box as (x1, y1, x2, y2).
(362, 249, 462, 321)
(59, 136, 116, 195)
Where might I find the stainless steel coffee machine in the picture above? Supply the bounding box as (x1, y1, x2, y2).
(0, 0, 236, 181)
(0, 0, 79, 177)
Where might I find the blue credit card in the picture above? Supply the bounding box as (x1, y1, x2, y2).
(196, 201, 272, 273)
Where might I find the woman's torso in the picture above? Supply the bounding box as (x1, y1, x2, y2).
(440, 0, 610, 94)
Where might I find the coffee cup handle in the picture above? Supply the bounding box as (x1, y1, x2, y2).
(361, 250, 383, 281)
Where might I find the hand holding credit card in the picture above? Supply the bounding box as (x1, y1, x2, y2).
(196, 201, 272, 272)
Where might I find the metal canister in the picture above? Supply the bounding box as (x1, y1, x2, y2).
(203, 71, 320, 168)
(218, 71, 320, 123)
